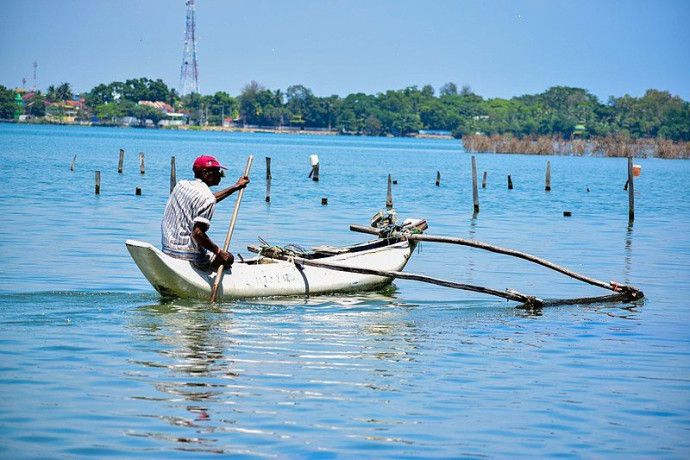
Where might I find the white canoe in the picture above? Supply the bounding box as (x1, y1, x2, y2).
(126, 234, 418, 300)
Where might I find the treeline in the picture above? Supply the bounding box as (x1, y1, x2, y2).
(2, 78, 689, 142)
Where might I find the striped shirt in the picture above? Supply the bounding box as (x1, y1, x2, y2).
(161, 179, 216, 265)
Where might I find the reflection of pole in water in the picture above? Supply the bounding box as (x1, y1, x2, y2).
(467, 216, 477, 280)
(624, 225, 633, 284)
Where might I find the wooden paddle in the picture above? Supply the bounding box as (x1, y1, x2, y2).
(210, 155, 253, 302)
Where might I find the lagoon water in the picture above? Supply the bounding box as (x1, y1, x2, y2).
(1, 124, 689, 457)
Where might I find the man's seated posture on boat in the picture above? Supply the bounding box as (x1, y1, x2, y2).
(161, 155, 250, 270)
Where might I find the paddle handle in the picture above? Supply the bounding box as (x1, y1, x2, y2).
(210, 155, 253, 302)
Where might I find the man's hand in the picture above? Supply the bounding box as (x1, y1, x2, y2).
(214, 175, 251, 202)
(235, 175, 250, 190)
(216, 249, 234, 267)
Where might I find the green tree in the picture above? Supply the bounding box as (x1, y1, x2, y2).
(439, 82, 458, 96)
(238, 81, 286, 126)
(94, 103, 125, 123)
(0, 85, 17, 118)
(46, 82, 73, 102)
(120, 78, 173, 102)
(25, 92, 46, 117)
(286, 84, 312, 125)
(336, 93, 378, 134)
(204, 91, 238, 126)
(132, 104, 166, 125)
(609, 89, 690, 140)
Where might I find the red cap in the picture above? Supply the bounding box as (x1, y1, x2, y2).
(193, 155, 228, 171)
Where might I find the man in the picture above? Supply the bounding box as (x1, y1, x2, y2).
(162, 155, 250, 270)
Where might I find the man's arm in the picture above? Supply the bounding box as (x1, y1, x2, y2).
(213, 175, 250, 202)
(192, 223, 233, 266)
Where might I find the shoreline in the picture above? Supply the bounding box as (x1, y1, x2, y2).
(0, 119, 455, 139)
(3, 120, 687, 158)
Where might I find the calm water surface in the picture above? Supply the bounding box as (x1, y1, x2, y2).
(1, 124, 689, 457)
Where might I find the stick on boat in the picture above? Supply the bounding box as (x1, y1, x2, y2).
(210, 155, 253, 302)
(256, 251, 543, 307)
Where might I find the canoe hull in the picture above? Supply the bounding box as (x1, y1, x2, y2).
(126, 238, 416, 300)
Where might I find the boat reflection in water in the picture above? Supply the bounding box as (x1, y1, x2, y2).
(126, 289, 424, 454)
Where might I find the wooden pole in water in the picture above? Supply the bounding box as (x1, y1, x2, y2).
(482, 171, 487, 188)
(170, 156, 177, 194)
(70, 154, 77, 171)
(265, 157, 272, 203)
(386, 173, 393, 209)
(472, 156, 479, 213)
(210, 155, 253, 303)
(312, 163, 319, 182)
(139, 152, 145, 174)
(508, 174, 513, 190)
(436, 171, 440, 186)
(95, 171, 101, 195)
(135, 187, 142, 196)
(627, 156, 635, 223)
(545, 161, 551, 191)
(118, 149, 124, 173)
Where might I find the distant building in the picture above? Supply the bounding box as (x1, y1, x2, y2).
(222, 116, 241, 128)
(138, 100, 187, 126)
(138, 100, 174, 114)
(45, 99, 85, 122)
(158, 113, 188, 127)
(120, 116, 138, 126)
(14, 93, 24, 119)
(419, 129, 452, 137)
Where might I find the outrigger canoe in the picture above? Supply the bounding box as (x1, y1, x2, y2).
(126, 218, 428, 300)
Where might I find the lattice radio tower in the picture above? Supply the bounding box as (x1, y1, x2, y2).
(179, 0, 199, 95)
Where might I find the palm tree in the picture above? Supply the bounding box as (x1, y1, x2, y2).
(46, 83, 74, 102)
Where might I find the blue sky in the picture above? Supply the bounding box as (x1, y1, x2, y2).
(2, 0, 689, 101)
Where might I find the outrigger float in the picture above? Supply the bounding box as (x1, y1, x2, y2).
(126, 211, 643, 309)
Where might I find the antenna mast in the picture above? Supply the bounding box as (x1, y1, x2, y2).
(32, 61, 38, 92)
(179, 0, 200, 96)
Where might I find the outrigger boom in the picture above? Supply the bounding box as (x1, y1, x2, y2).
(346, 223, 644, 309)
